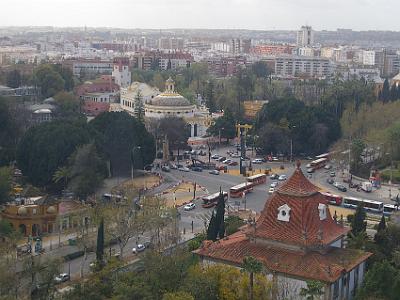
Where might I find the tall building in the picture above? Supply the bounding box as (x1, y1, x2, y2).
(194, 163, 372, 299)
(275, 56, 332, 78)
(112, 57, 131, 88)
(230, 39, 251, 54)
(362, 50, 375, 66)
(297, 25, 314, 47)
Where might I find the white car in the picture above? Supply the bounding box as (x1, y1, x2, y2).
(54, 273, 70, 284)
(223, 159, 232, 164)
(211, 154, 220, 159)
(231, 153, 241, 158)
(278, 174, 287, 181)
(252, 159, 263, 164)
(270, 181, 278, 188)
(268, 187, 275, 194)
(184, 202, 196, 211)
(178, 166, 190, 172)
(272, 157, 279, 161)
(132, 244, 146, 254)
(333, 182, 340, 188)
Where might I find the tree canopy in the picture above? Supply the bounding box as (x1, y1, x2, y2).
(16, 119, 91, 187)
(89, 111, 155, 176)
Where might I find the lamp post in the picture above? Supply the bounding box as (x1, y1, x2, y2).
(289, 125, 296, 162)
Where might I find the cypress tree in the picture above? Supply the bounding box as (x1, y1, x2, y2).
(377, 214, 387, 232)
(351, 203, 367, 236)
(381, 79, 390, 103)
(215, 191, 226, 239)
(206, 210, 218, 241)
(390, 84, 398, 101)
(96, 218, 104, 263)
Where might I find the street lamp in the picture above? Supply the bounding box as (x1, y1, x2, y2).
(131, 146, 142, 180)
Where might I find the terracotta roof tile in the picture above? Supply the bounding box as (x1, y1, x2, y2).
(195, 234, 372, 283)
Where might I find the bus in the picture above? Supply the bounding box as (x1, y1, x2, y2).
(229, 182, 253, 198)
(102, 193, 126, 202)
(246, 174, 267, 186)
(383, 204, 397, 216)
(309, 158, 328, 172)
(315, 152, 333, 160)
(343, 196, 384, 213)
(202, 191, 228, 208)
(320, 192, 343, 206)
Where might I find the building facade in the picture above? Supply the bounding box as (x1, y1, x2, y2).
(297, 26, 314, 47)
(195, 163, 372, 299)
(112, 57, 131, 88)
(275, 56, 332, 78)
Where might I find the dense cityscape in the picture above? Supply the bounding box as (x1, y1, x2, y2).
(1, 3, 400, 300)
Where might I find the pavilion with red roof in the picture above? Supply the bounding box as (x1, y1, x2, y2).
(194, 162, 372, 299)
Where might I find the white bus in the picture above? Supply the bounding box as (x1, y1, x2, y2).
(383, 204, 398, 215)
(343, 196, 383, 213)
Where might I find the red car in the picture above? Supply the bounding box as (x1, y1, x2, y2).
(228, 161, 238, 166)
(216, 165, 225, 171)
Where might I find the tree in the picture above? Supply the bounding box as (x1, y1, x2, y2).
(52, 166, 70, 190)
(134, 91, 145, 122)
(381, 79, 390, 103)
(89, 112, 155, 176)
(158, 116, 191, 150)
(350, 139, 366, 173)
(251, 61, 271, 78)
(256, 123, 289, 155)
(207, 109, 236, 142)
(390, 84, 398, 101)
(33, 64, 65, 98)
(351, 203, 367, 236)
(0, 97, 21, 166)
(377, 215, 387, 232)
(96, 218, 104, 264)
(215, 191, 225, 239)
(242, 256, 263, 300)
(0, 166, 12, 205)
(163, 291, 194, 300)
(299, 280, 325, 300)
(205, 80, 217, 113)
(67, 143, 107, 199)
(206, 210, 218, 241)
(53, 91, 82, 119)
(17, 120, 91, 187)
(224, 215, 245, 235)
(6, 69, 21, 88)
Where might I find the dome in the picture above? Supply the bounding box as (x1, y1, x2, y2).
(149, 93, 192, 107)
(47, 206, 57, 214)
(17, 206, 28, 215)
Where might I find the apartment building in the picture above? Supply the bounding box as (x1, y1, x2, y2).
(275, 56, 332, 78)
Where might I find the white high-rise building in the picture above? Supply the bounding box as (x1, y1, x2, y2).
(362, 50, 376, 66)
(297, 26, 314, 47)
(112, 57, 131, 88)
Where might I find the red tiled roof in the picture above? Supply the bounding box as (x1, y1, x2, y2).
(195, 233, 372, 283)
(83, 101, 110, 116)
(252, 164, 348, 247)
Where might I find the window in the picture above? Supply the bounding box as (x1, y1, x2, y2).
(277, 204, 291, 222)
(318, 203, 327, 220)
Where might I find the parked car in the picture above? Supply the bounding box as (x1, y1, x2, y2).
(307, 168, 314, 173)
(218, 157, 227, 162)
(337, 185, 347, 192)
(270, 174, 279, 180)
(324, 164, 332, 170)
(252, 158, 263, 164)
(169, 164, 178, 170)
(191, 166, 203, 172)
(241, 156, 250, 161)
(272, 157, 279, 161)
(184, 202, 196, 211)
(330, 171, 336, 177)
(161, 166, 170, 172)
(178, 166, 190, 172)
(228, 161, 238, 166)
(132, 243, 146, 254)
(333, 182, 340, 187)
(211, 154, 220, 159)
(231, 153, 241, 158)
(326, 178, 334, 184)
(223, 159, 232, 164)
(54, 273, 70, 284)
(268, 187, 275, 194)
(209, 170, 220, 175)
(278, 174, 287, 181)
(216, 165, 225, 171)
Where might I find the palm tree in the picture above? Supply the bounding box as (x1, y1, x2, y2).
(242, 256, 263, 300)
(299, 280, 325, 300)
(52, 166, 70, 189)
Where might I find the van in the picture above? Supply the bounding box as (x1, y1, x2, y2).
(361, 181, 372, 192)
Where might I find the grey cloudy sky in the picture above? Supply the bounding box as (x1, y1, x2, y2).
(1, 0, 397, 31)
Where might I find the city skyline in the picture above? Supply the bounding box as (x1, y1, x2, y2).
(1, 0, 399, 31)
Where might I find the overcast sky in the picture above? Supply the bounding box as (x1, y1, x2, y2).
(1, 0, 398, 31)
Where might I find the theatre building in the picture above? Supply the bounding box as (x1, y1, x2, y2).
(194, 162, 372, 299)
